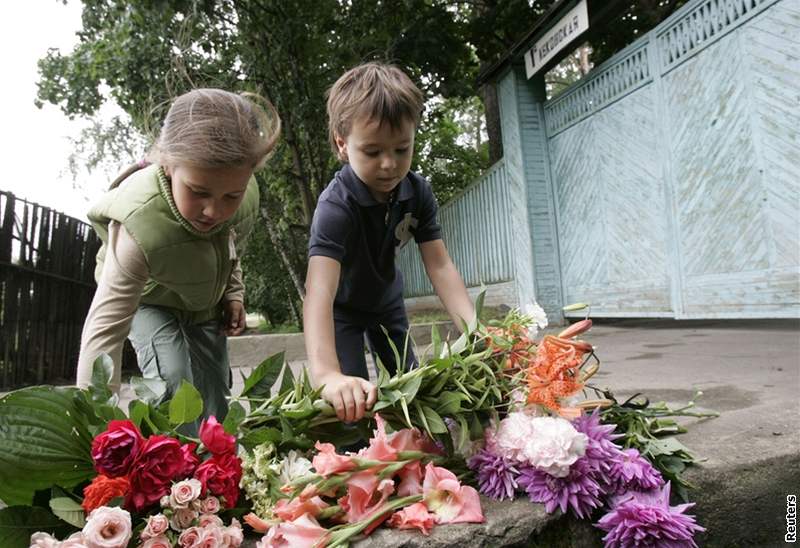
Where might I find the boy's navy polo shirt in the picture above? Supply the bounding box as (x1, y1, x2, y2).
(308, 164, 442, 313)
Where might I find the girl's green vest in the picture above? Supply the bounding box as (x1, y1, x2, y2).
(88, 164, 259, 324)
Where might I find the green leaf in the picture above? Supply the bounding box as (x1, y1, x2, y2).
(430, 324, 442, 359)
(380, 326, 405, 375)
(399, 375, 422, 402)
(436, 391, 464, 415)
(0, 506, 73, 548)
(90, 353, 113, 388)
(168, 381, 203, 425)
(399, 397, 413, 429)
(0, 387, 94, 505)
(421, 406, 448, 434)
(130, 376, 167, 402)
(241, 428, 281, 450)
(474, 287, 486, 321)
(242, 352, 286, 399)
(283, 397, 318, 420)
(128, 400, 149, 428)
(279, 363, 295, 394)
(223, 402, 246, 434)
(49, 497, 85, 528)
(456, 415, 469, 450)
(648, 437, 692, 457)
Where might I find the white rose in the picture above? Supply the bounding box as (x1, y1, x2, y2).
(169, 478, 203, 509)
(29, 532, 60, 548)
(523, 417, 587, 477)
(58, 532, 89, 548)
(81, 506, 132, 548)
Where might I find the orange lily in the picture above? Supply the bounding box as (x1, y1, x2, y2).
(525, 334, 591, 417)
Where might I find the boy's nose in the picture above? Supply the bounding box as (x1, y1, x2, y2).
(380, 154, 396, 170)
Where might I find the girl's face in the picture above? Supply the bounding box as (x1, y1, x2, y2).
(335, 115, 415, 203)
(166, 164, 253, 232)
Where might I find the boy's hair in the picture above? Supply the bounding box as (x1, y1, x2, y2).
(151, 88, 281, 170)
(326, 62, 424, 159)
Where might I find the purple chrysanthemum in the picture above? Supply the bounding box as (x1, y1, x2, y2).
(596, 482, 705, 548)
(467, 448, 519, 501)
(572, 410, 625, 483)
(608, 448, 664, 493)
(517, 458, 603, 519)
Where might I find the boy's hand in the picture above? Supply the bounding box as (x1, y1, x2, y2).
(223, 300, 247, 336)
(318, 371, 377, 423)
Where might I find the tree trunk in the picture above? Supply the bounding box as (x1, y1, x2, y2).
(480, 82, 503, 164)
(260, 207, 306, 303)
(283, 121, 316, 227)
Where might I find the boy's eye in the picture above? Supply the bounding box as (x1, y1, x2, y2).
(225, 193, 243, 200)
(364, 150, 380, 157)
(396, 147, 409, 154)
(191, 189, 211, 198)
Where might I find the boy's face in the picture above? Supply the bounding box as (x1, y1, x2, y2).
(166, 164, 252, 232)
(335, 116, 415, 202)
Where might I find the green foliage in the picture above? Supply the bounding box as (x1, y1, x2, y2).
(0, 506, 73, 548)
(0, 387, 94, 505)
(168, 380, 204, 426)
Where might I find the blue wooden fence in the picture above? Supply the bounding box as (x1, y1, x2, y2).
(398, 160, 513, 297)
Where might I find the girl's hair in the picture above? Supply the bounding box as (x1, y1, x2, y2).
(111, 89, 281, 188)
(326, 62, 424, 160)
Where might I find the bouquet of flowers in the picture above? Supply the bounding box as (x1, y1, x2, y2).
(232, 299, 715, 547)
(0, 360, 246, 548)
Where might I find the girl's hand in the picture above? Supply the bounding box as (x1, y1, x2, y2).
(318, 371, 377, 423)
(223, 300, 247, 336)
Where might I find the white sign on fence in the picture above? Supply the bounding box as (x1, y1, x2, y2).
(524, 0, 589, 78)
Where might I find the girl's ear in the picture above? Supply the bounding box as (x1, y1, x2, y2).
(163, 165, 173, 179)
(334, 134, 348, 162)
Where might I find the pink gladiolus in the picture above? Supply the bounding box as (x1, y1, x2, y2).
(396, 461, 424, 497)
(422, 463, 484, 524)
(360, 414, 435, 462)
(388, 502, 437, 535)
(311, 442, 356, 477)
(243, 513, 271, 533)
(340, 472, 395, 524)
(257, 513, 328, 548)
(274, 495, 330, 522)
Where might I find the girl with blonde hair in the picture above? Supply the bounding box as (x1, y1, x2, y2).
(77, 88, 280, 430)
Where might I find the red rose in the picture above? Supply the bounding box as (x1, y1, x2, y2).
(193, 453, 242, 508)
(179, 442, 201, 477)
(125, 435, 195, 512)
(91, 420, 144, 477)
(199, 416, 236, 455)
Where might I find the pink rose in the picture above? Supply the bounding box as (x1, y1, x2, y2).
(140, 514, 169, 540)
(139, 535, 171, 548)
(82, 506, 132, 548)
(126, 435, 195, 512)
(311, 442, 356, 477)
(388, 502, 437, 535)
(222, 518, 243, 548)
(199, 416, 236, 456)
(193, 453, 242, 509)
(169, 508, 199, 531)
(200, 496, 221, 514)
(197, 525, 224, 548)
(91, 420, 144, 478)
(169, 479, 203, 508)
(198, 513, 224, 529)
(178, 526, 203, 548)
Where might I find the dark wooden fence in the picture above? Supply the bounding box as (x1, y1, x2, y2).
(0, 191, 101, 390)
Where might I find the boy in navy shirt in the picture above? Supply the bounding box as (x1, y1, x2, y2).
(305, 62, 475, 423)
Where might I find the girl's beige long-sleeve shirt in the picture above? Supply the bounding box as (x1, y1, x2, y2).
(76, 221, 244, 392)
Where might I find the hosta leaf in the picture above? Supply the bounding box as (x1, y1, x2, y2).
(0, 506, 74, 548)
(0, 387, 94, 505)
(168, 381, 203, 425)
(49, 497, 85, 528)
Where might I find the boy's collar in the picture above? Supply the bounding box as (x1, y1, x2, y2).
(341, 164, 413, 206)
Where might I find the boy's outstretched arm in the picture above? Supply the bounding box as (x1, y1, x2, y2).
(304, 255, 377, 422)
(419, 239, 476, 331)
